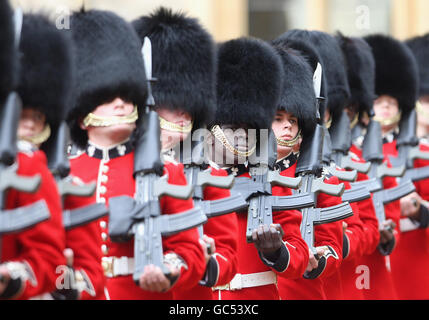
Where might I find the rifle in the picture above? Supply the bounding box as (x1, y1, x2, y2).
(327, 110, 374, 203)
(295, 122, 353, 278)
(42, 121, 108, 230)
(329, 110, 371, 175)
(295, 63, 353, 278)
(229, 128, 316, 243)
(323, 125, 371, 203)
(361, 117, 416, 254)
(388, 109, 429, 183)
(0, 92, 51, 234)
(108, 37, 207, 284)
(179, 128, 247, 219)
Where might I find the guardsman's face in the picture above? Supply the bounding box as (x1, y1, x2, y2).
(373, 95, 399, 119)
(272, 110, 300, 155)
(373, 95, 400, 130)
(83, 97, 136, 145)
(210, 123, 257, 166)
(156, 107, 192, 150)
(18, 108, 46, 140)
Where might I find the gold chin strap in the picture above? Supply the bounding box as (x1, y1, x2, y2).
(350, 113, 359, 129)
(373, 111, 401, 127)
(83, 105, 138, 127)
(159, 116, 193, 133)
(325, 116, 332, 129)
(19, 123, 51, 146)
(210, 125, 256, 157)
(416, 101, 429, 118)
(276, 130, 302, 147)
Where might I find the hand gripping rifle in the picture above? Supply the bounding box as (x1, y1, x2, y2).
(0, 9, 50, 235)
(388, 109, 429, 183)
(228, 128, 316, 243)
(361, 114, 416, 255)
(41, 121, 108, 230)
(295, 63, 353, 278)
(108, 37, 207, 284)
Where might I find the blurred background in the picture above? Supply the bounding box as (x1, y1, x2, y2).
(10, 0, 429, 41)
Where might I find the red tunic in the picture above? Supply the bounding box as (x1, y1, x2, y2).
(3, 151, 66, 299)
(68, 147, 206, 300)
(323, 186, 363, 300)
(173, 166, 239, 300)
(339, 174, 380, 299)
(63, 184, 106, 300)
(385, 139, 429, 299)
(326, 152, 380, 300)
(349, 144, 400, 300)
(215, 168, 309, 300)
(277, 162, 343, 300)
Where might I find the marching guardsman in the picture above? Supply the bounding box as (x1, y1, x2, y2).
(340, 35, 403, 300)
(365, 34, 429, 300)
(406, 34, 429, 140)
(335, 34, 381, 300)
(14, 12, 105, 301)
(66, 8, 206, 300)
(132, 8, 239, 300)
(208, 37, 309, 300)
(273, 30, 346, 300)
(0, 8, 67, 299)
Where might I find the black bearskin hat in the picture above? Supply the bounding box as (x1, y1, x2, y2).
(67, 9, 147, 148)
(132, 7, 216, 129)
(212, 37, 283, 130)
(17, 13, 74, 128)
(0, 0, 18, 100)
(270, 40, 317, 138)
(336, 33, 376, 116)
(280, 29, 351, 120)
(364, 34, 419, 112)
(406, 34, 429, 97)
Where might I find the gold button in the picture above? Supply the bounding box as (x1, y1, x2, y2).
(75, 271, 84, 282)
(101, 244, 108, 255)
(101, 232, 108, 241)
(101, 260, 112, 275)
(99, 220, 107, 229)
(102, 261, 109, 272)
(99, 197, 106, 204)
(101, 175, 108, 183)
(102, 165, 109, 173)
(99, 186, 107, 195)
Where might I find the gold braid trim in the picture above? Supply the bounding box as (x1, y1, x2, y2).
(416, 101, 429, 118)
(210, 125, 256, 157)
(83, 106, 138, 127)
(159, 116, 193, 133)
(276, 130, 302, 147)
(19, 123, 51, 145)
(349, 113, 359, 129)
(325, 116, 332, 129)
